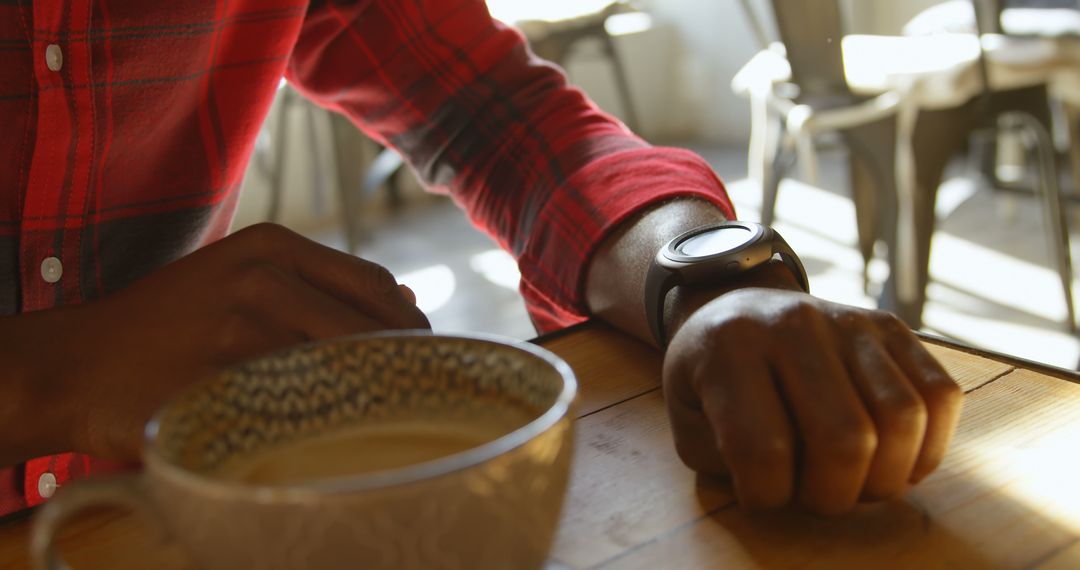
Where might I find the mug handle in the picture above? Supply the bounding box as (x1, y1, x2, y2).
(29, 474, 166, 570)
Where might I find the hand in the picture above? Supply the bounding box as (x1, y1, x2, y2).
(4, 223, 429, 464)
(662, 288, 962, 515)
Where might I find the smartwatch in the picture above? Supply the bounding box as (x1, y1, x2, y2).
(644, 221, 809, 347)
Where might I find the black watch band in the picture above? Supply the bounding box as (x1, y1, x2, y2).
(644, 259, 679, 349)
(644, 222, 808, 348)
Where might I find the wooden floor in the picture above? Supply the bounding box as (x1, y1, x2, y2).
(304, 144, 1080, 369)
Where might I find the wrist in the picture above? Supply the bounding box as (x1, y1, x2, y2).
(664, 259, 804, 342)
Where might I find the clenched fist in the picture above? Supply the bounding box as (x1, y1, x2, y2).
(663, 288, 962, 515)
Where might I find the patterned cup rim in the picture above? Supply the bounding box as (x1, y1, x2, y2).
(142, 330, 577, 498)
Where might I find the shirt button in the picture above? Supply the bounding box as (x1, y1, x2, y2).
(40, 256, 63, 283)
(38, 472, 58, 499)
(45, 44, 63, 72)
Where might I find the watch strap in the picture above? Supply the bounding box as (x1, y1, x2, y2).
(771, 231, 810, 294)
(644, 257, 679, 348)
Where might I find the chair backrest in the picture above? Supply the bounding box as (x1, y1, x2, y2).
(768, 0, 851, 97)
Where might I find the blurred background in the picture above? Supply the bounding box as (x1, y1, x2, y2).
(230, 0, 1080, 369)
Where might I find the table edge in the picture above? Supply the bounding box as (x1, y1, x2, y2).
(530, 321, 596, 347)
(916, 330, 1080, 383)
(531, 320, 1080, 384)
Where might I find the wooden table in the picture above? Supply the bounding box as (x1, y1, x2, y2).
(3, 322, 1080, 568)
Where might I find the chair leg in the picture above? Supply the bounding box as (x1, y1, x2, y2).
(1065, 103, 1080, 198)
(748, 91, 778, 224)
(881, 104, 975, 328)
(600, 31, 641, 133)
(327, 112, 367, 254)
(362, 148, 406, 203)
(761, 131, 789, 228)
(1006, 112, 1077, 332)
(842, 116, 898, 293)
(303, 103, 329, 216)
(266, 87, 294, 224)
(990, 86, 1076, 331)
(849, 154, 877, 293)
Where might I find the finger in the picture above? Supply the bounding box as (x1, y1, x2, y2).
(237, 224, 430, 330)
(663, 347, 732, 477)
(773, 331, 876, 515)
(236, 264, 389, 340)
(697, 353, 797, 510)
(665, 391, 731, 477)
(884, 329, 963, 483)
(844, 335, 927, 500)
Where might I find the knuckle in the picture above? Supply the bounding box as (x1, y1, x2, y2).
(848, 311, 878, 331)
(832, 310, 864, 330)
(870, 309, 907, 332)
(233, 262, 283, 297)
(242, 222, 296, 248)
(725, 434, 793, 471)
(808, 424, 878, 465)
(876, 389, 928, 434)
(923, 375, 963, 409)
(717, 314, 766, 338)
(251, 221, 292, 239)
(780, 301, 823, 332)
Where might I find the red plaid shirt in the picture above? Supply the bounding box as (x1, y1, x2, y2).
(0, 0, 733, 515)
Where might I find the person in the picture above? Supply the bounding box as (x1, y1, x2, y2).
(0, 0, 961, 518)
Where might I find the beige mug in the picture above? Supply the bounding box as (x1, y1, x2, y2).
(31, 332, 577, 570)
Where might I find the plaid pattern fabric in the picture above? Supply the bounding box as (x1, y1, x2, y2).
(0, 0, 732, 514)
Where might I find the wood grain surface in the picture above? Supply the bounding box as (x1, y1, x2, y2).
(1, 323, 1077, 569)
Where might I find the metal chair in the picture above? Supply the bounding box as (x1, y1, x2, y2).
(514, 2, 640, 131)
(733, 0, 902, 291)
(886, 0, 1076, 331)
(256, 84, 406, 254)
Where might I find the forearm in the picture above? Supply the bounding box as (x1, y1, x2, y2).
(0, 311, 79, 467)
(289, 3, 727, 330)
(585, 199, 802, 346)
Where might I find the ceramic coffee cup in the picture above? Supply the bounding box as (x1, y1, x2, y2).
(31, 332, 577, 570)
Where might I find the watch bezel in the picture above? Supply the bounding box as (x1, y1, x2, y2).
(656, 221, 776, 279)
(663, 221, 766, 263)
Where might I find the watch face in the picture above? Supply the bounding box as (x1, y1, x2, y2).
(675, 225, 756, 258)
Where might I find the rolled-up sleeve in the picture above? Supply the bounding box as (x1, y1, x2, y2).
(285, 0, 735, 331)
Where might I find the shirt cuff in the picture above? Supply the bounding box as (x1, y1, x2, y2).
(517, 146, 735, 333)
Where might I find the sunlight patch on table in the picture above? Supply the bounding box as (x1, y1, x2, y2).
(966, 413, 1080, 534)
